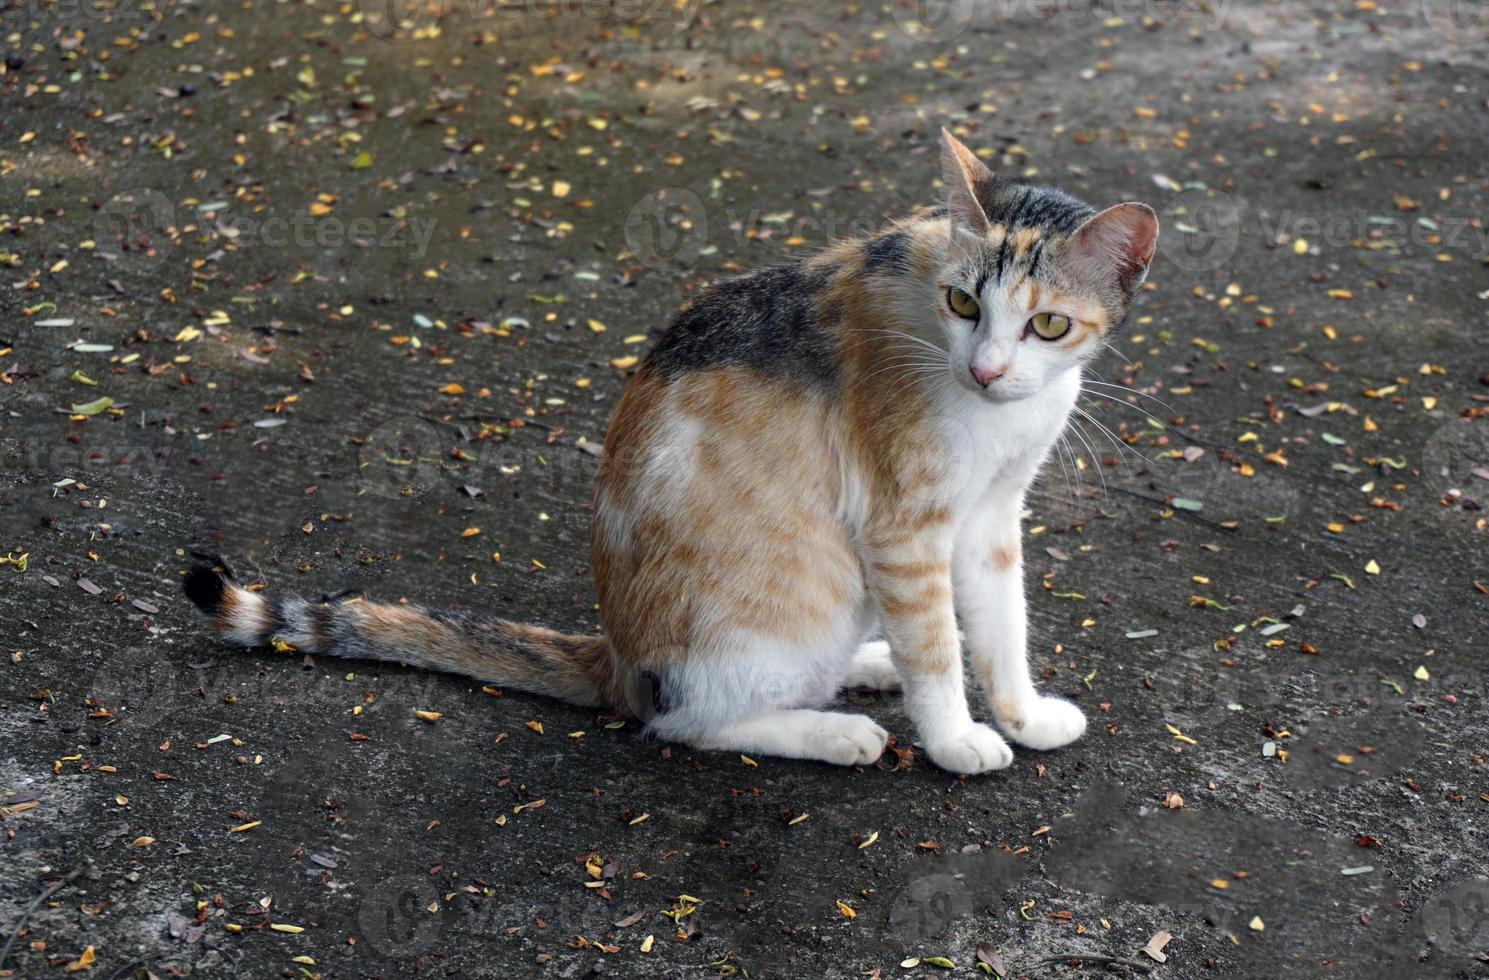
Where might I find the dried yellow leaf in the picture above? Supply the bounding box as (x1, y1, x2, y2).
(64, 946, 95, 972)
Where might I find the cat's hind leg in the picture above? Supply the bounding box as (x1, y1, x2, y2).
(638, 630, 889, 765)
(840, 640, 903, 693)
(690, 709, 889, 766)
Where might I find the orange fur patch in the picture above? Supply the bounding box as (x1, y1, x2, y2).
(1024, 281, 1043, 311)
(1010, 226, 1041, 257)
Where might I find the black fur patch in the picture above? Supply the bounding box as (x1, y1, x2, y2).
(646, 264, 839, 388)
(183, 564, 226, 614)
(863, 230, 910, 276)
(983, 182, 1095, 236)
(979, 184, 1095, 286)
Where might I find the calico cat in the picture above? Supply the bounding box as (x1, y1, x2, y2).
(184, 130, 1157, 774)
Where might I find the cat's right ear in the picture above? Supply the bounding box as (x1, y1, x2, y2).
(939, 128, 994, 237)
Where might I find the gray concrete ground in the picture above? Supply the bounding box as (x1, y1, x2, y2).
(2, 0, 1488, 977)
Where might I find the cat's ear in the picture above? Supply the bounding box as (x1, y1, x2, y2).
(1065, 202, 1159, 296)
(939, 128, 995, 236)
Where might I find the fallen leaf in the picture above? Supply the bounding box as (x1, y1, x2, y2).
(64, 946, 96, 972)
(1141, 930, 1173, 962)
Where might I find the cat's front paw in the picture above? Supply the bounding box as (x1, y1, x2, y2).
(994, 695, 1086, 750)
(816, 713, 891, 766)
(923, 723, 1013, 774)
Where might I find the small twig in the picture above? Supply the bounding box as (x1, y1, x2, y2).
(0, 864, 88, 970)
(1105, 485, 1231, 529)
(1035, 952, 1154, 973)
(105, 952, 164, 980)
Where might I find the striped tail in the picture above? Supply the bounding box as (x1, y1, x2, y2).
(182, 564, 613, 707)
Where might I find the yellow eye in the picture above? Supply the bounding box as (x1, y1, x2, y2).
(947, 287, 980, 320)
(1028, 312, 1072, 340)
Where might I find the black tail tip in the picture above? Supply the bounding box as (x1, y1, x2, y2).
(183, 564, 227, 613)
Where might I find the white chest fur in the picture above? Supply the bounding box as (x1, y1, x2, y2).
(934, 367, 1080, 515)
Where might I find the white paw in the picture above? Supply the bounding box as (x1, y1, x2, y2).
(842, 641, 902, 693)
(923, 723, 1013, 774)
(816, 713, 891, 766)
(995, 695, 1086, 750)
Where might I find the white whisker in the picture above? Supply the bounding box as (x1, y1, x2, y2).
(1083, 378, 1179, 417)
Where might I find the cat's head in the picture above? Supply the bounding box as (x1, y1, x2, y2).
(931, 129, 1157, 402)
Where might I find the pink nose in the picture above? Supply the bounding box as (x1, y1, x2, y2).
(970, 363, 1006, 387)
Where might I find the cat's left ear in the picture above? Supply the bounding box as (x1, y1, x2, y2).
(939, 128, 997, 237)
(1066, 203, 1159, 296)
